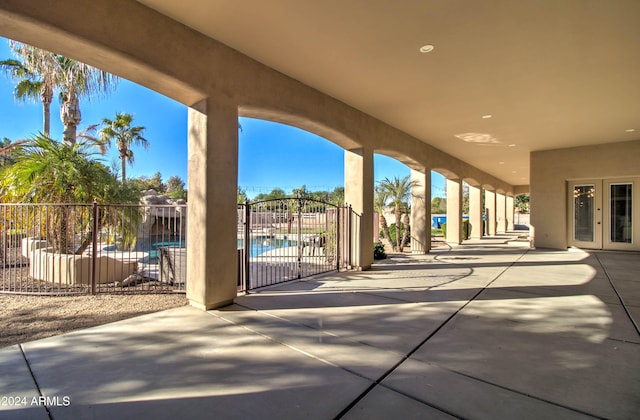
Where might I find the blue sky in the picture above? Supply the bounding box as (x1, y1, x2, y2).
(1, 37, 445, 199)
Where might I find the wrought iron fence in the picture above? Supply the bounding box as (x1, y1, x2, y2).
(0, 202, 187, 295)
(237, 197, 356, 291)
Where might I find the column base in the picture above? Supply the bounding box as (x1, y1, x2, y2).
(189, 298, 234, 311)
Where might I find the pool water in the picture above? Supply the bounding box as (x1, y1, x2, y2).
(142, 241, 185, 263)
(102, 240, 185, 264)
(237, 236, 296, 256)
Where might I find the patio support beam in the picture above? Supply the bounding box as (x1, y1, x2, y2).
(497, 193, 507, 234)
(485, 189, 497, 236)
(345, 147, 374, 269)
(506, 195, 515, 231)
(469, 185, 483, 239)
(410, 169, 430, 254)
(186, 98, 239, 310)
(446, 178, 462, 245)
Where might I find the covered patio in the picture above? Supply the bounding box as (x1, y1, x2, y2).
(2, 237, 638, 419)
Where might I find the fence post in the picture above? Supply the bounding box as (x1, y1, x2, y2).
(1, 205, 6, 271)
(244, 200, 251, 292)
(336, 207, 341, 271)
(348, 205, 353, 269)
(91, 200, 98, 295)
(296, 195, 303, 279)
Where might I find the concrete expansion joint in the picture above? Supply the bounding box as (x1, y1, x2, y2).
(18, 344, 52, 420)
(436, 363, 605, 419)
(336, 250, 532, 418)
(206, 304, 347, 372)
(593, 253, 640, 338)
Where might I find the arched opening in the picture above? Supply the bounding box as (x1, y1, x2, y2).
(237, 117, 344, 200)
(1, 36, 191, 296)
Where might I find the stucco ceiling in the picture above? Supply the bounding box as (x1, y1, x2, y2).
(137, 0, 640, 186)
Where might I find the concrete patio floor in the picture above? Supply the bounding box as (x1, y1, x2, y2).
(1, 235, 639, 419)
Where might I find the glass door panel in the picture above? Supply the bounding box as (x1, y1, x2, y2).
(568, 180, 602, 249)
(610, 183, 632, 243)
(604, 179, 638, 251)
(574, 185, 595, 242)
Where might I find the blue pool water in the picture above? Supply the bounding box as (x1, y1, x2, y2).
(103, 240, 185, 263)
(105, 237, 290, 260)
(237, 236, 296, 256)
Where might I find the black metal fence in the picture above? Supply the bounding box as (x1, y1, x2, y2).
(237, 197, 356, 291)
(0, 203, 187, 295)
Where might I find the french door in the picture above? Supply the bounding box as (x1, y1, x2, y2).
(569, 179, 638, 251)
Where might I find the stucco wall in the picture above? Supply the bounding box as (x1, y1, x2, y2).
(531, 139, 640, 249)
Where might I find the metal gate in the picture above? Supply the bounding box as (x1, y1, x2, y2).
(237, 197, 352, 291)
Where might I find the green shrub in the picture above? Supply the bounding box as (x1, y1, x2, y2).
(441, 220, 471, 241)
(373, 242, 387, 260)
(382, 223, 411, 247)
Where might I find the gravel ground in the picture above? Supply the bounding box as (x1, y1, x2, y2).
(0, 293, 188, 349)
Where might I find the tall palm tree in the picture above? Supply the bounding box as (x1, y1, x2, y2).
(374, 185, 392, 248)
(377, 175, 418, 252)
(6, 41, 118, 144)
(0, 54, 55, 136)
(99, 112, 149, 183)
(55, 55, 118, 144)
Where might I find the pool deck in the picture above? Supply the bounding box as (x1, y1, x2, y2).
(1, 234, 639, 419)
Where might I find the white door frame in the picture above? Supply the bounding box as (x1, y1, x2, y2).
(603, 178, 638, 251)
(568, 180, 602, 249)
(568, 178, 639, 251)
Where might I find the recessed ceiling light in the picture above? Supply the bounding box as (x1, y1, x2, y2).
(625, 128, 636, 132)
(508, 144, 516, 147)
(419, 44, 435, 53)
(482, 114, 492, 119)
(499, 161, 505, 165)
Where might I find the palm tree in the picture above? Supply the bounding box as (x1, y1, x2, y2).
(0, 54, 55, 136)
(374, 185, 393, 248)
(0, 134, 140, 254)
(377, 175, 418, 252)
(55, 55, 118, 144)
(99, 112, 149, 183)
(6, 41, 118, 144)
(0, 134, 117, 253)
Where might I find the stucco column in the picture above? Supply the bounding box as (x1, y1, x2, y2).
(410, 169, 431, 254)
(469, 184, 483, 239)
(186, 98, 239, 310)
(497, 193, 507, 233)
(506, 195, 515, 231)
(446, 178, 462, 244)
(485, 189, 496, 236)
(345, 147, 374, 269)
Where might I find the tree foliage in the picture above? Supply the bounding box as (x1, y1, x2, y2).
(4, 41, 118, 144)
(431, 196, 447, 214)
(166, 175, 187, 200)
(99, 112, 149, 183)
(1, 135, 115, 204)
(129, 171, 166, 193)
(515, 193, 530, 214)
(376, 175, 418, 252)
(0, 134, 140, 254)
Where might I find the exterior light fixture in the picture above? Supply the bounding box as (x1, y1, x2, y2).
(419, 44, 435, 53)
